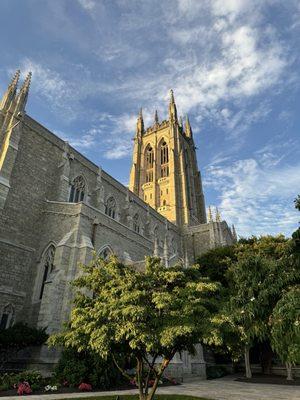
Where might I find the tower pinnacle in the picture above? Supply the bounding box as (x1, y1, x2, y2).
(16, 72, 32, 113)
(136, 107, 144, 135)
(0, 69, 20, 111)
(168, 89, 177, 123)
(185, 114, 193, 138)
(215, 207, 221, 222)
(154, 109, 159, 126)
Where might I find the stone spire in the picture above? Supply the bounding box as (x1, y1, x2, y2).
(208, 206, 213, 222)
(232, 224, 237, 242)
(168, 89, 177, 123)
(15, 72, 32, 113)
(154, 109, 159, 126)
(136, 108, 144, 135)
(185, 114, 193, 138)
(0, 70, 20, 111)
(215, 207, 221, 222)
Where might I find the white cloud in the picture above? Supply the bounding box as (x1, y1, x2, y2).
(77, 0, 96, 11)
(205, 157, 300, 237)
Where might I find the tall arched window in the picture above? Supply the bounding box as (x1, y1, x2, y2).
(39, 245, 55, 300)
(133, 213, 140, 233)
(0, 304, 14, 330)
(105, 196, 116, 219)
(145, 145, 154, 183)
(69, 176, 86, 202)
(160, 141, 169, 177)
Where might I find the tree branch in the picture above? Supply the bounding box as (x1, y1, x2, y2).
(111, 353, 133, 381)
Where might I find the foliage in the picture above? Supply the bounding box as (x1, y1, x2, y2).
(54, 348, 125, 389)
(204, 235, 299, 377)
(270, 285, 300, 365)
(0, 322, 48, 369)
(0, 370, 43, 392)
(49, 256, 219, 400)
(295, 195, 300, 212)
(196, 245, 236, 287)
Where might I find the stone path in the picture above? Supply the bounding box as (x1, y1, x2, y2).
(1, 375, 299, 400)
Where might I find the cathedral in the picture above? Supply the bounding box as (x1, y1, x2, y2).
(0, 71, 236, 377)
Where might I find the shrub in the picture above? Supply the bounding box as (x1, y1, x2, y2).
(54, 348, 126, 389)
(206, 365, 228, 380)
(0, 370, 43, 392)
(17, 382, 32, 395)
(78, 382, 92, 391)
(0, 322, 48, 369)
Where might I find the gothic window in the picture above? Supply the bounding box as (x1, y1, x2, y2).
(0, 304, 14, 330)
(99, 245, 113, 260)
(145, 146, 154, 183)
(105, 196, 116, 219)
(160, 141, 169, 164)
(146, 146, 154, 167)
(39, 245, 55, 300)
(133, 213, 140, 233)
(69, 176, 86, 202)
(160, 141, 169, 177)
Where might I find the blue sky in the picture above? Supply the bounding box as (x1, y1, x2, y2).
(0, 0, 299, 237)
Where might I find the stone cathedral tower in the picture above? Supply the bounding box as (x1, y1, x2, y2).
(129, 90, 207, 227)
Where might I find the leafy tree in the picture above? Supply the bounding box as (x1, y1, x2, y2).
(0, 323, 48, 369)
(210, 236, 299, 378)
(196, 245, 236, 287)
(49, 256, 219, 400)
(270, 285, 300, 380)
(295, 195, 300, 211)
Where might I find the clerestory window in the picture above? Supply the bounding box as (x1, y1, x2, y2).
(69, 176, 86, 202)
(105, 196, 116, 219)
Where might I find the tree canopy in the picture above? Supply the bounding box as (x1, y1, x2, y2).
(49, 256, 219, 400)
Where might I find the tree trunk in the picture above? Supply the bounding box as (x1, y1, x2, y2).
(286, 362, 293, 381)
(244, 346, 252, 379)
(136, 357, 145, 400)
(146, 358, 171, 400)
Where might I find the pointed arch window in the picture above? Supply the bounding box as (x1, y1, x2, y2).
(69, 176, 86, 202)
(0, 304, 14, 330)
(105, 196, 116, 219)
(39, 245, 55, 300)
(133, 213, 140, 233)
(99, 245, 113, 260)
(145, 145, 154, 183)
(160, 141, 169, 177)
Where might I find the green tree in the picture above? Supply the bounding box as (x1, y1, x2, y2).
(212, 236, 299, 378)
(270, 285, 300, 380)
(49, 256, 219, 400)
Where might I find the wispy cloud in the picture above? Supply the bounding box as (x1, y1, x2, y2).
(205, 154, 300, 237)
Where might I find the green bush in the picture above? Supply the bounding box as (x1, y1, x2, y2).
(0, 370, 44, 392)
(0, 323, 48, 369)
(206, 365, 228, 380)
(54, 349, 126, 389)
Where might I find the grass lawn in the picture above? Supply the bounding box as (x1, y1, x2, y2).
(62, 395, 209, 400)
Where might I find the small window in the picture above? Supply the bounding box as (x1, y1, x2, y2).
(166, 188, 168, 194)
(145, 195, 147, 201)
(0, 304, 14, 330)
(133, 214, 140, 233)
(105, 196, 117, 219)
(40, 245, 55, 300)
(163, 199, 166, 206)
(69, 176, 86, 203)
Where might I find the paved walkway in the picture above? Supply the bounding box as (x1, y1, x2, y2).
(1, 375, 299, 400)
